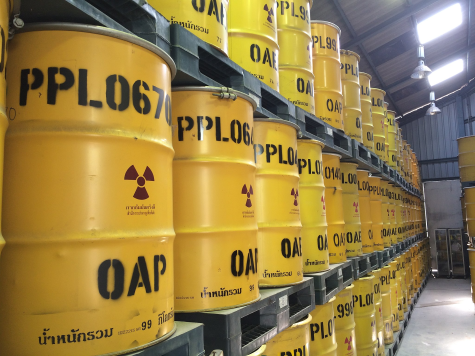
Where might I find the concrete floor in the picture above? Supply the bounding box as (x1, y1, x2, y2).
(398, 278, 475, 356)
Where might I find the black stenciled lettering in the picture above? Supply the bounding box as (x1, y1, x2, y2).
(208, 0, 220, 22)
(19, 68, 43, 106)
(128, 256, 152, 296)
(132, 80, 151, 115)
(192, 0, 205, 12)
(281, 238, 291, 258)
(230, 119, 242, 143)
(250, 44, 261, 63)
(106, 74, 130, 111)
(177, 116, 194, 141)
(266, 144, 277, 162)
(153, 254, 166, 292)
(98, 259, 124, 300)
(231, 250, 244, 276)
(47, 67, 74, 105)
(197, 116, 213, 140)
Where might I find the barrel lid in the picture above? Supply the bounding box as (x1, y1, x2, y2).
(357, 168, 370, 172)
(358, 274, 375, 281)
(341, 161, 358, 167)
(387, 110, 397, 115)
(297, 138, 325, 147)
(322, 152, 342, 159)
(310, 20, 341, 35)
(17, 23, 177, 80)
(254, 118, 301, 135)
(173, 86, 258, 111)
(360, 72, 372, 80)
(368, 175, 381, 180)
(371, 88, 387, 96)
(291, 313, 312, 328)
(340, 49, 360, 62)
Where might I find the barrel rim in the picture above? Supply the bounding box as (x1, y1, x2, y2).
(291, 313, 312, 328)
(340, 49, 360, 62)
(360, 72, 372, 80)
(340, 161, 359, 167)
(457, 135, 475, 141)
(310, 20, 342, 35)
(172, 86, 258, 111)
(357, 274, 375, 280)
(17, 22, 177, 80)
(254, 117, 301, 133)
(368, 175, 381, 180)
(297, 138, 325, 148)
(371, 88, 387, 96)
(357, 168, 370, 172)
(247, 344, 266, 356)
(322, 152, 342, 159)
(387, 109, 397, 115)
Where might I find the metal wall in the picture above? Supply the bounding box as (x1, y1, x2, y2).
(401, 99, 461, 181)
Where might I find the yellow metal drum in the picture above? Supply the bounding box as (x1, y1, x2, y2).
(358, 170, 373, 253)
(353, 276, 378, 356)
(323, 153, 346, 263)
(334, 285, 356, 356)
(150, 0, 229, 55)
(341, 162, 362, 257)
(396, 187, 404, 243)
(380, 265, 394, 344)
(468, 248, 475, 303)
(173, 87, 259, 311)
(381, 180, 392, 248)
(311, 21, 343, 130)
(265, 314, 312, 356)
(400, 257, 408, 314)
(341, 50, 362, 142)
(299, 139, 330, 273)
(248, 345, 266, 356)
(372, 88, 386, 161)
(0, 25, 176, 356)
(277, 0, 314, 113)
(228, 0, 279, 90)
(255, 118, 303, 286)
(369, 176, 384, 251)
(388, 184, 398, 245)
(309, 296, 338, 356)
(389, 261, 400, 332)
(464, 187, 475, 235)
(360, 72, 374, 151)
(369, 269, 385, 356)
(405, 251, 414, 302)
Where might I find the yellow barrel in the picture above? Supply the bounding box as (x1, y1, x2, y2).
(0, 24, 176, 356)
(298, 139, 330, 273)
(396, 187, 404, 242)
(369, 269, 385, 356)
(353, 276, 378, 356)
(383, 102, 389, 164)
(311, 21, 343, 130)
(468, 248, 475, 303)
(380, 266, 394, 344)
(388, 184, 398, 245)
(387, 111, 397, 169)
(341, 50, 362, 142)
(255, 118, 303, 287)
(368, 176, 384, 251)
(400, 256, 408, 314)
(405, 251, 414, 302)
(173, 87, 259, 311)
(323, 153, 346, 263)
(381, 180, 392, 248)
(341, 162, 362, 257)
(277, 0, 314, 113)
(228, 0, 279, 90)
(150, 0, 229, 55)
(395, 257, 404, 321)
(389, 261, 400, 332)
(358, 170, 373, 253)
(464, 187, 475, 236)
(265, 314, 312, 356)
(360, 72, 374, 151)
(371, 88, 386, 161)
(334, 285, 356, 356)
(248, 345, 266, 356)
(0, 0, 8, 260)
(309, 296, 338, 356)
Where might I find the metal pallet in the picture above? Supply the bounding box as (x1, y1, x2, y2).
(175, 278, 315, 356)
(127, 322, 205, 356)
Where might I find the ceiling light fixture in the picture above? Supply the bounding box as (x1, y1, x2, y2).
(411, 45, 431, 79)
(426, 91, 441, 116)
(428, 59, 464, 86)
(417, 3, 463, 44)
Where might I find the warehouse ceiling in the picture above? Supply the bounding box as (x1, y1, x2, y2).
(311, 0, 475, 124)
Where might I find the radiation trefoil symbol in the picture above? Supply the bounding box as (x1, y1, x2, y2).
(242, 184, 253, 207)
(353, 201, 359, 213)
(321, 195, 326, 210)
(124, 165, 154, 200)
(264, 4, 274, 23)
(345, 336, 352, 350)
(291, 188, 299, 206)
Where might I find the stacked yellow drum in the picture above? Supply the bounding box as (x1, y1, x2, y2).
(458, 136, 475, 182)
(381, 180, 392, 247)
(387, 110, 397, 169)
(341, 50, 362, 142)
(311, 21, 344, 130)
(380, 265, 394, 344)
(371, 88, 386, 161)
(0, 25, 177, 355)
(383, 102, 390, 164)
(228, 0, 279, 90)
(255, 119, 303, 286)
(277, 0, 315, 113)
(341, 162, 363, 257)
(353, 276, 378, 356)
(323, 153, 346, 263)
(360, 72, 374, 151)
(309, 297, 338, 356)
(151, 0, 229, 55)
(369, 269, 385, 356)
(388, 183, 398, 245)
(299, 139, 330, 272)
(369, 176, 384, 251)
(358, 170, 373, 253)
(389, 260, 400, 332)
(265, 314, 312, 356)
(334, 285, 356, 356)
